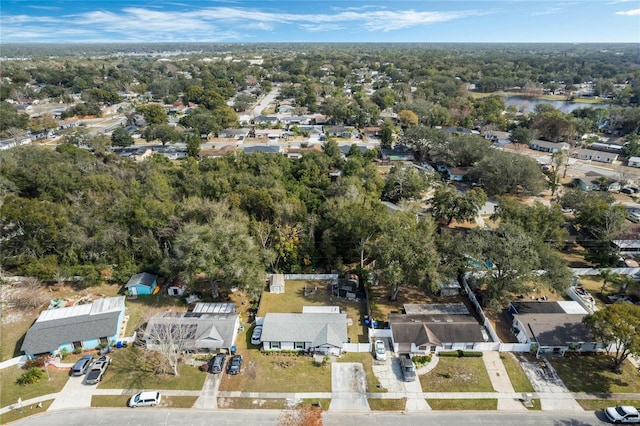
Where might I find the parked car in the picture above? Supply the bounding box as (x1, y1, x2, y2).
(604, 405, 640, 423)
(400, 354, 416, 382)
(85, 355, 111, 385)
(621, 187, 635, 195)
(251, 325, 263, 345)
(374, 340, 386, 361)
(71, 355, 94, 376)
(228, 354, 243, 375)
(208, 353, 226, 374)
(128, 391, 161, 408)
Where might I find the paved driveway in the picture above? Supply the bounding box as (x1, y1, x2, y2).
(329, 362, 370, 412)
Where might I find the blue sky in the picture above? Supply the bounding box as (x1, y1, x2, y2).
(1, 1, 639, 43)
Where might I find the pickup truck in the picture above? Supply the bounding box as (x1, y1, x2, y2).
(605, 406, 640, 424)
(400, 354, 416, 382)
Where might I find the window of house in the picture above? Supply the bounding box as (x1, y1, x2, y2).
(271, 342, 281, 349)
(72, 341, 83, 351)
(465, 343, 474, 349)
(99, 337, 109, 345)
(430, 346, 437, 352)
(444, 343, 453, 350)
(418, 345, 427, 351)
(295, 342, 305, 350)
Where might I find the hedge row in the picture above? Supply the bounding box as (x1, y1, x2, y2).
(438, 350, 483, 358)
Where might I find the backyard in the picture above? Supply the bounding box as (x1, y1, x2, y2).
(257, 279, 368, 343)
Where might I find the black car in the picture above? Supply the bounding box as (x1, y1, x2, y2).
(228, 354, 242, 375)
(208, 353, 226, 374)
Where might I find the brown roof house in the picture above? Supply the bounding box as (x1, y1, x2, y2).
(390, 303, 489, 354)
(509, 301, 602, 357)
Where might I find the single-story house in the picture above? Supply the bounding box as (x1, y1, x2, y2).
(339, 145, 368, 158)
(260, 312, 348, 355)
(243, 145, 283, 154)
(572, 178, 599, 191)
(390, 304, 489, 354)
(628, 157, 640, 168)
(446, 166, 471, 181)
(21, 296, 126, 359)
(326, 125, 357, 139)
(253, 115, 280, 125)
(529, 140, 570, 153)
(574, 148, 618, 163)
(280, 116, 312, 126)
(125, 272, 159, 296)
(612, 239, 640, 255)
(509, 300, 601, 356)
(380, 146, 415, 162)
(441, 127, 473, 135)
(218, 128, 250, 139)
(362, 127, 382, 139)
(145, 303, 239, 353)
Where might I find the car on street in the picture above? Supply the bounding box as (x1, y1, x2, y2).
(604, 406, 640, 423)
(251, 325, 263, 345)
(128, 391, 161, 408)
(208, 353, 226, 374)
(374, 340, 386, 361)
(85, 355, 111, 385)
(400, 354, 416, 382)
(228, 354, 243, 375)
(71, 355, 94, 376)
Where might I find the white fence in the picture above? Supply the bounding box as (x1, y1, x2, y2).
(343, 343, 371, 353)
(499, 343, 532, 352)
(0, 355, 27, 370)
(281, 274, 339, 280)
(368, 328, 393, 338)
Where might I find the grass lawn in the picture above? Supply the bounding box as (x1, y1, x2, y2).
(500, 353, 535, 393)
(427, 399, 498, 410)
(337, 352, 385, 393)
(96, 346, 205, 390)
(368, 398, 406, 411)
(218, 350, 332, 393)
(0, 306, 38, 361)
(549, 354, 640, 393)
(0, 399, 53, 425)
(257, 280, 369, 343)
(0, 366, 68, 408)
(577, 399, 640, 411)
(91, 395, 197, 408)
(217, 397, 290, 409)
(419, 357, 494, 392)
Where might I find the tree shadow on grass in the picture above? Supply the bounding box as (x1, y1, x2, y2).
(108, 347, 158, 390)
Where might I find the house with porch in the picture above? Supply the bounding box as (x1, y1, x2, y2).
(21, 296, 126, 359)
(389, 303, 489, 354)
(529, 140, 569, 153)
(260, 312, 348, 356)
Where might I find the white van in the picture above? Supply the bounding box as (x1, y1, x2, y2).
(128, 391, 161, 407)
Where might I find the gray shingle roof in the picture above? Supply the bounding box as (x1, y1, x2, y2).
(125, 272, 158, 288)
(21, 296, 125, 356)
(513, 313, 591, 346)
(261, 313, 348, 347)
(390, 313, 486, 346)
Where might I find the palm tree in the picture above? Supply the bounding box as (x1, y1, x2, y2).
(617, 275, 637, 295)
(599, 269, 617, 294)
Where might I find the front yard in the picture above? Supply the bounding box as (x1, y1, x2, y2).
(419, 356, 494, 392)
(549, 354, 640, 394)
(0, 365, 68, 409)
(218, 349, 332, 393)
(96, 346, 205, 390)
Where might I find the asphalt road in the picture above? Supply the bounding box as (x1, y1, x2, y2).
(12, 408, 610, 426)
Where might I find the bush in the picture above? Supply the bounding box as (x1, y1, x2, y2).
(438, 351, 460, 357)
(23, 356, 46, 370)
(412, 355, 432, 365)
(462, 351, 483, 357)
(16, 367, 44, 385)
(437, 350, 483, 358)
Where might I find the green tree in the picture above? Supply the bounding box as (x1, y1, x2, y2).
(599, 269, 618, 294)
(430, 185, 487, 226)
(468, 151, 547, 196)
(111, 127, 134, 147)
(583, 303, 640, 373)
(144, 124, 181, 146)
(374, 213, 440, 300)
(382, 166, 430, 203)
(510, 126, 537, 145)
(185, 132, 201, 159)
(137, 103, 168, 125)
(397, 109, 419, 128)
(380, 119, 394, 150)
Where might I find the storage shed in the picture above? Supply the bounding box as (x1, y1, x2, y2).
(270, 274, 285, 294)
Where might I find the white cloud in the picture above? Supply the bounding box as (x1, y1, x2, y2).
(615, 8, 640, 15)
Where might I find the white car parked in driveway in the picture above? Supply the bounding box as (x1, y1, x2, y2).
(374, 339, 386, 361)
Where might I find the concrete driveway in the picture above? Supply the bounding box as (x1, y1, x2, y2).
(329, 362, 370, 412)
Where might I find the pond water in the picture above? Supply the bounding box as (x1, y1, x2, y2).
(505, 96, 609, 114)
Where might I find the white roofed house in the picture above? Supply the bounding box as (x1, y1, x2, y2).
(260, 312, 348, 356)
